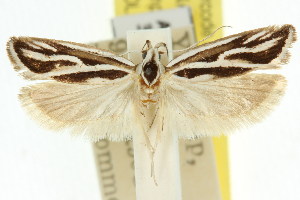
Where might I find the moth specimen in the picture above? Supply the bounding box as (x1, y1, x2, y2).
(7, 25, 296, 143)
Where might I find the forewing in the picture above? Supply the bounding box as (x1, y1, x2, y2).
(7, 37, 135, 82)
(167, 25, 296, 77)
(7, 37, 140, 141)
(162, 25, 295, 138)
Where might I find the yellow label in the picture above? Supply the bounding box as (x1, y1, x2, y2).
(114, 1, 230, 200)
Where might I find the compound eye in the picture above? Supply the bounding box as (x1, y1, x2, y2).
(158, 51, 165, 60)
(142, 51, 147, 59)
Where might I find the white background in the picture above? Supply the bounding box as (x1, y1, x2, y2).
(0, 0, 299, 200)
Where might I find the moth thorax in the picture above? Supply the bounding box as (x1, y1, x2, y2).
(144, 87, 154, 94)
(143, 60, 159, 85)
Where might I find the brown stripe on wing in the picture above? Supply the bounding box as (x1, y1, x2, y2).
(174, 67, 252, 79)
(12, 37, 132, 74)
(224, 26, 290, 64)
(52, 70, 129, 83)
(13, 39, 77, 73)
(171, 25, 294, 67)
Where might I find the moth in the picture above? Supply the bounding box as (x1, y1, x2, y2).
(7, 25, 296, 144)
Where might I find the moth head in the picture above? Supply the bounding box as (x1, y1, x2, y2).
(141, 40, 168, 61)
(139, 40, 167, 86)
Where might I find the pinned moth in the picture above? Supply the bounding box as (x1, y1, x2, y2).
(7, 25, 296, 144)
